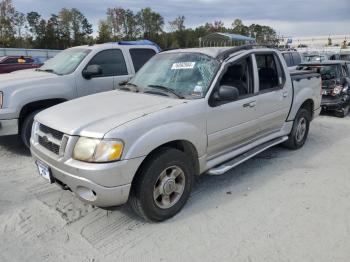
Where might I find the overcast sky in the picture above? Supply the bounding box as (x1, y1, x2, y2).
(13, 0, 350, 37)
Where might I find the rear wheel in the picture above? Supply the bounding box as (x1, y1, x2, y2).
(283, 108, 311, 150)
(20, 110, 41, 148)
(129, 148, 194, 222)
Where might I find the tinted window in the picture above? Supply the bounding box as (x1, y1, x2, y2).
(129, 48, 156, 72)
(291, 52, 301, 65)
(25, 58, 34, 63)
(220, 56, 254, 98)
(87, 49, 127, 77)
(282, 53, 292, 67)
(256, 53, 281, 91)
(3, 58, 18, 64)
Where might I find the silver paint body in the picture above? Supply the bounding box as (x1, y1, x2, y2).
(0, 43, 159, 136)
(30, 48, 322, 207)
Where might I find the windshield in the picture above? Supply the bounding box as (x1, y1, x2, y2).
(297, 65, 339, 81)
(129, 52, 220, 98)
(40, 48, 91, 75)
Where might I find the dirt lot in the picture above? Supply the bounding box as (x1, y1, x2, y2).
(0, 115, 349, 262)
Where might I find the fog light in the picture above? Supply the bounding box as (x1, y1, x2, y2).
(76, 186, 97, 202)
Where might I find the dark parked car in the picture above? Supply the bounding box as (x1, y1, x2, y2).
(297, 61, 350, 117)
(0, 56, 41, 74)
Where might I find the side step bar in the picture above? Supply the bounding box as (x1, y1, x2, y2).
(207, 136, 288, 175)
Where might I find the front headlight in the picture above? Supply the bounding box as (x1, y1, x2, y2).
(0, 91, 3, 109)
(73, 137, 124, 163)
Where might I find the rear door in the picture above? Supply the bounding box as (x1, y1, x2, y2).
(76, 49, 130, 97)
(254, 52, 292, 136)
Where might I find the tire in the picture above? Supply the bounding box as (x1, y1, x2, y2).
(283, 108, 311, 150)
(20, 110, 41, 148)
(335, 104, 349, 118)
(129, 148, 194, 222)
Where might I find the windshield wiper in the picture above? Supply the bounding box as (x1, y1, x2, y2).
(36, 68, 60, 75)
(147, 84, 185, 99)
(118, 81, 140, 92)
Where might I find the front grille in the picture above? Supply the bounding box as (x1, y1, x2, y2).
(39, 124, 64, 140)
(37, 124, 66, 155)
(38, 136, 60, 154)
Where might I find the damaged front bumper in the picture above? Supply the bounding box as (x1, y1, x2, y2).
(321, 95, 350, 111)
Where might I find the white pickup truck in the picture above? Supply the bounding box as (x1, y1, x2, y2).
(31, 45, 322, 221)
(0, 41, 159, 147)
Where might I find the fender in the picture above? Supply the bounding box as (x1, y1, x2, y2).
(123, 121, 207, 160)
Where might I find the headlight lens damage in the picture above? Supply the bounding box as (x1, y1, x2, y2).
(73, 137, 124, 163)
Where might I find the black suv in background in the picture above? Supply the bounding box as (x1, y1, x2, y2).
(297, 61, 350, 117)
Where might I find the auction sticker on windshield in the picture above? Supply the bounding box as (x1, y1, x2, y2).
(171, 62, 195, 70)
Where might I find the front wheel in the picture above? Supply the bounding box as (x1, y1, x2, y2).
(20, 110, 41, 148)
(283, 108, 311, 150)
(129, 148, 194, 222)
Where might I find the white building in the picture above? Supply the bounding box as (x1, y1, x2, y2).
(281, 34, 350, 49)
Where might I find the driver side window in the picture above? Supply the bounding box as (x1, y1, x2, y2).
(219, 56, 254, 99)
(86, 49, 128, 77)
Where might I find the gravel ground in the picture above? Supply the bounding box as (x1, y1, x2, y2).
(0, 115, 349, 262)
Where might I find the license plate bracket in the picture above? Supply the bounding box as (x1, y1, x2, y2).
(36, 161, 54, 184)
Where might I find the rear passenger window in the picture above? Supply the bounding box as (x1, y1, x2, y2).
(291, 52, 301, 65)
(129, 48, 156, 72)
(282, 53, 292, 67)
(256, 53, 283, 91)
(87, 49, 128, 77)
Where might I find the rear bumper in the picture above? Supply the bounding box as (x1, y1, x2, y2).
(0, 119, 18, 136)
(321, 95, 349, 111)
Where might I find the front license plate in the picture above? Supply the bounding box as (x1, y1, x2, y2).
(36, 161, 54, 183)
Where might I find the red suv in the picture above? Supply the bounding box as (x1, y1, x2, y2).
(0, 56, 41, 74)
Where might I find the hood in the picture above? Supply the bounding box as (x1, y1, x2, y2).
(36, 90, 187, 138)
(0, 69, 59, 90)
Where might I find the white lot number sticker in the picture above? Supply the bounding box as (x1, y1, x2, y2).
(171, 62, 195, 70)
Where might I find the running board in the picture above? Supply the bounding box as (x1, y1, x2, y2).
(207, 136, 289, 175)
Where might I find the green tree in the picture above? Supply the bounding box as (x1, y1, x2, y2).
(136, 8, 164, 41)
(0, 0, 16, 47)
(71, 8, 92, 46)
(97, 20, 111, 43)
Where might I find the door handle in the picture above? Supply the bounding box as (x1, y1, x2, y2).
(243, 101, 256, 108)
(282, 91, 288, 97)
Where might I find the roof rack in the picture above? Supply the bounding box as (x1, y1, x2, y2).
(106, 40, 161, 51)
(217, 44, 275, 60)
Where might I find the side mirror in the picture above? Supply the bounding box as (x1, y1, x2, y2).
(82, 65, 102, 79)
(214, 85, 239, 102)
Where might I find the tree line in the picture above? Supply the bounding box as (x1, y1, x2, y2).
(0, 0, 279, 50)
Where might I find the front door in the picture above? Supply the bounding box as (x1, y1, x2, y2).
(76, 49, 130, 97)
(206, 54, 260, 159)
